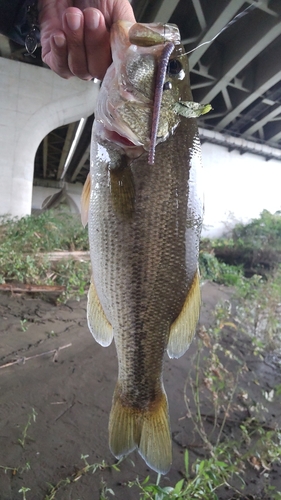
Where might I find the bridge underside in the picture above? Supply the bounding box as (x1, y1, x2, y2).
(0, 0, 280, 186)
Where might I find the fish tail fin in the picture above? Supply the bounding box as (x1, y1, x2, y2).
(139, 390, 172, 474)
(109, 384, 172, 474)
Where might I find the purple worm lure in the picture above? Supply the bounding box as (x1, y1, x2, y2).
(148, 41, 175, 165)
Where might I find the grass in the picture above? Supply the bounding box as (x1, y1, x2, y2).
(0, 210, 90, 301)
(3, 293, 280, 499)
(0, 210, 281, 498)
(18, 487, 31, 500)
(204, 210, 281, 277)
(0, 209, 249, 302)
(18, 408, 37, 448)
(0, 210, 89, 254)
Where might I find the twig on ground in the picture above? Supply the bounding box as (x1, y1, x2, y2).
(0, 343, 72, 369)
(38, 251, 90, 262)
(55, 402, 75, 422)
(0, 283, 65, 293)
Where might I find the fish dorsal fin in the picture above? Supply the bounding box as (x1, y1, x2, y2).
(81, 173, 91, 227)
(167, 271, 201, 359)
(87, 280, 113, 347)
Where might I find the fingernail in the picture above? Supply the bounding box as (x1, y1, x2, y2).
(66, 12, 82, 31)
(85, 9, 100, 30)
(53, 35, 66, 48)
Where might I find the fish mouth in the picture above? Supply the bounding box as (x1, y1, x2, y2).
(96, 21, 183, 160)
(105, 129, 137, 148)
(96, 120, 146, 158)
(96, 120, 142, 148)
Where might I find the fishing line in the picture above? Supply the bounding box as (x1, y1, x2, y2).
(176, 1, 262, 56)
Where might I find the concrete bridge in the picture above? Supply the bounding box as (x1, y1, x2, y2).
(0, 0, 281, 235)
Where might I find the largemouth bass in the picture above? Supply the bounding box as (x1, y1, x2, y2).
(81, 21, 204, 474)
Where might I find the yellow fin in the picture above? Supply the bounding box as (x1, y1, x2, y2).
(87, 281, 113, 347)
(108, 386, 139, 459)
(167, 271, 201, 359)
(81, 173, 91, 227)
(109, 386, 172, 474)
(139, 391, 172, 474)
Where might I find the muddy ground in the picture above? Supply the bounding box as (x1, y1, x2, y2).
(0, 282, 280, 500)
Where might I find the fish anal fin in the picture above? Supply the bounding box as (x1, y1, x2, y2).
(81, 173, 91, 227)
(109, 386, 172, 475)
(167, 271, 201, 359)
(87, 281, 113, 347)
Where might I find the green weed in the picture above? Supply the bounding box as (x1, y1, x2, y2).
(40, 294, 280, 499)
(1, 210, 281, 498)
(20, 319, 29, 332)
(18, 487, 31, 500)
(0, 210, 88, 254)
(199, 250, 244, 286)
(207, 210, 281, 276)
(0, 210, 90, 301)
(18, 408, 37, 448)
(44, 455, 123, 500)
(235, 266, 281, 352)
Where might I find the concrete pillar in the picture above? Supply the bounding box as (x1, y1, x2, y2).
(0, 57, 99, 217)
(32, 182, 83, 214)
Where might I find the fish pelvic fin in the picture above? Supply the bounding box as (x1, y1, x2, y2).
(81, 173, 91, 227)
(167, 270, 201, 359)
(109, 385, 172, 474)
(87, 280, 113, 347)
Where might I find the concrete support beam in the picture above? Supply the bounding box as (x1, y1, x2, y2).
(198, 13, 281, 105)
(43, 136, 48, 179)
(0, 34, 11, 57)
(151, 0, 180, 22)
(267, 124, 281, 145)
(245, 105, 281, 137)
(190, 0, 206, 31)
(0, 57, 99, 217)
(200, 15, 281, 104)
(188, 0, 245, 70)
(216, 42, 281, 130)
(70, 145, 90, 182)
(56, 122, 76, 180)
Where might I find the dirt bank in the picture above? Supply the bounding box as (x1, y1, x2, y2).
(0, 282, 280, 499)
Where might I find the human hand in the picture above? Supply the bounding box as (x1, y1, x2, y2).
(38, 0, 135, 80)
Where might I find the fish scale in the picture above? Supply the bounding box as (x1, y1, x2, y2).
(82, 21, 203, 474)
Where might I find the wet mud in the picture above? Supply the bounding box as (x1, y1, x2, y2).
(0, 282, 280, 499)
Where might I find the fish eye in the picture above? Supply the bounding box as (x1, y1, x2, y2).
(167, 59, 182, 76)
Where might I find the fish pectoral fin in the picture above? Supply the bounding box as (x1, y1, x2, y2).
(167, 270, 201, 359)
(109, 385, 172, 475)
(81, 173, 91, 227)
(87, 281, 113, 347)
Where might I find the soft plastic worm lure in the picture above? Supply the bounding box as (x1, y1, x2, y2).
(148, 41, 175, 165)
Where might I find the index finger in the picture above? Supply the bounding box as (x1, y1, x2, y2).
(62, 7, 92, 80)
(83, 8, 111, 80)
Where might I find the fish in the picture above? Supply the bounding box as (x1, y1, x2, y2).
(81, 20, 204, 474)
